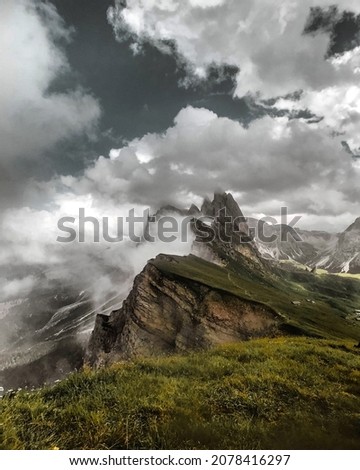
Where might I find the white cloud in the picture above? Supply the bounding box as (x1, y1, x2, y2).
(276, 83, 360, 151)
(108, 0, 360, 95)
(0, 276, 37, 301)
(108, 0, 360, 149)
(44, 106, 360, 228)
(189, 0, 226, 8)
(0, 0, 101, 162)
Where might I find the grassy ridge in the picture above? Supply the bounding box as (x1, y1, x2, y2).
(153, 255, 360, 340)
(1, 337, 360, 450)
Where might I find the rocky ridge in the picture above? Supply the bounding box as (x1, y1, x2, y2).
(86, 255, 281, 366)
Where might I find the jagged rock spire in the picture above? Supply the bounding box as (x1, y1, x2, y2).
(201, 192, 246, 222)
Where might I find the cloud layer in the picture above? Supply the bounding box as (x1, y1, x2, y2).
(63, 106, 359, 225)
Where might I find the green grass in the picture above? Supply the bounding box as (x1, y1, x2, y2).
(337, 273, 360, 280)
(1, 337, 359, 450)
(152, 255, 360, 341)
(279, 259, 360, 280)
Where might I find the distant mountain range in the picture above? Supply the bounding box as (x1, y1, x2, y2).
(252, 217, 360, 274)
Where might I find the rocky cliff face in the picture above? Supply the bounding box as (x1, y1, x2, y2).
(193, 193, 267, 273)
(86, 255, 280, 367)
(316, 218, 360, 274)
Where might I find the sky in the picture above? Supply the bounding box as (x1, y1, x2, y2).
(1, 0, 360, 301)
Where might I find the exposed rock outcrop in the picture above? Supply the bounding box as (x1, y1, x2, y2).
(324, 218, 360, 274)
(200, 192, 250, 239)
(192, 193, 267, 273)
(86, 255, 281, 367)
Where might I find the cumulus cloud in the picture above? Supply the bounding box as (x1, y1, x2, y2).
(107, 0, 360, 151)
(0, 276, 37, 302)
(59, 106, 358, 223)
(0, 1, 101, 164)
(275, 74, 360, 151)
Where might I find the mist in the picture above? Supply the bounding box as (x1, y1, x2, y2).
(0, 202, 195, 347)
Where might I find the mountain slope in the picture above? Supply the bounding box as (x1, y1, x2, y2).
(321, 218, 360, 274)
(2, 338, 360, 450)
(86, 254, 281, 366)
(87, 252, 360, 367)
(0, 282, 123, 390)
(251, 217, 360, 275)
(252, 223, 338, 267)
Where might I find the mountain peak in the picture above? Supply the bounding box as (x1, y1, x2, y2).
(187, 203, 200, 216)
(345, 217, 360, 232)
(201, 192, 246, 221)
